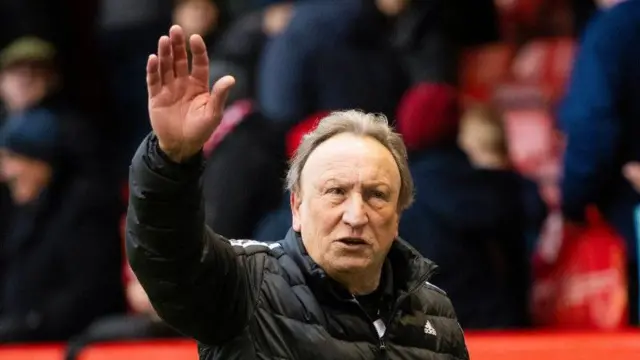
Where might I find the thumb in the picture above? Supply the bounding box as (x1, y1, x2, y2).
(208, 75, 236, 119)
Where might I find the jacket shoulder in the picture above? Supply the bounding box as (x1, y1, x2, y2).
(416, 281, 458, 320)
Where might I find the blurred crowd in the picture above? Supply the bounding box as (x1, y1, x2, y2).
(0, 0, 639, 357)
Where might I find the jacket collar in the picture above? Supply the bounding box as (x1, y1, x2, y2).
(279, 228, 438, 300)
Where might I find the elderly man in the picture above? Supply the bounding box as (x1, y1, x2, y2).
(127, 25, 469, 359)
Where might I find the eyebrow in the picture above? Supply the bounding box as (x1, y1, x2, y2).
(320, 178, 391, 189)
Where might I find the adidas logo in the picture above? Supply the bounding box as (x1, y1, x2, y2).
(424, 320, 437, 336)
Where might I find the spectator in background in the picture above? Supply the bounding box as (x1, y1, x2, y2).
(558, 0, 640, 324)
(202, 108, 287, 239)
(390, 0, 500, 85)
(388, 0, 458, 85)
(458, 104, 547, 257)
(96, 0, 173, 174)
(395, 86, 540, 329)
(174, 0, 293, 104)
(0, 37, 125, 342)
(458, 105, 511, 170)
(0, 37, 59, 114)
(257, 0, 407, 129)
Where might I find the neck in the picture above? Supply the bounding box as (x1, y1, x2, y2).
(330, 265, 384, 296)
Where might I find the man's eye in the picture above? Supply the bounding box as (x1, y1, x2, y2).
(368, 190, 387, 200)
(327, 187, 345, 196)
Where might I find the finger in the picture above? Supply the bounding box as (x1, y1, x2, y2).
(146, 54, 161, 98)
(189, 34, 210, 84)
(158, 35, 174, 85)
(207, 75, 236, 118)
(169, 25, 189, 78)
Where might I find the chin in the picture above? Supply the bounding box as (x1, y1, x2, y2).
(330, 257, 373, 273)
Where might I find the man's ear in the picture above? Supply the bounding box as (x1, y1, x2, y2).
(290, 190, 302, 231)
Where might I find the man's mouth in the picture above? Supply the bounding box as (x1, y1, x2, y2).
(337, 238, 368, 246)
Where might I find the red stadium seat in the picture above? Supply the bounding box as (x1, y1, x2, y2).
(78, 340, 197, 360)
(466, 331, 640, 360)
(0, 344, 64, 360)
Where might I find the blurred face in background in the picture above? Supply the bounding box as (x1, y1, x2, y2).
(262, 2, 293, 37)
(458, 106, 510, 169)
(375, 0, 410, 16)
(596, 0, 626, 9)
(173, 0, 220, 38)
(291, 133, 401, 292)
(0, 62, 55, 112)
(0, 150, 52, 205)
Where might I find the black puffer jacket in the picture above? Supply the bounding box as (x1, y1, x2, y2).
(126, 134, 469, 360)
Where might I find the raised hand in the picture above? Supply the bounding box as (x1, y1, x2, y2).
(146, 25, 235, 163)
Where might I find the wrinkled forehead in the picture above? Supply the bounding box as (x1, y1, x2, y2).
(300, 133, 401, 188)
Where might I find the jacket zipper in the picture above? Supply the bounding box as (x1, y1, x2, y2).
(378, 337, 388, 359)
(350, 267, 437, 358)
(350, 296, 388, 356)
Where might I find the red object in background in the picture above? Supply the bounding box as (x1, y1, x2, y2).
(203, 99, 255, 157)
(511, 37, 577, 101)
(396, 83, 460, 152)
(0, 344, 64, 360)
(77, 340, 198, 360)
(532, 208, 629, 330)
(501, 107, 561, 179)
(285, 111, 330, 159)
(5, 333, 640, 360)
(495, 0, 546, 31)
(466, 331, 640, 360)
(460, 43, 516, 102)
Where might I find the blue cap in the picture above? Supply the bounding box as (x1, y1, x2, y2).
(0, 108, 61, 163)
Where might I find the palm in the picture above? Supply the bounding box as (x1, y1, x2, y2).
(146, 25, 234, 162)
(149, 76, 210, 145)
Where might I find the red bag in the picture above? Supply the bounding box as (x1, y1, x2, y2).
(532, 209, 629, 330)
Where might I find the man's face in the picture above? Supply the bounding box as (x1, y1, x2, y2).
(0, 150, 52, 204)
(0, 64, 51, 112)
(291, 133, 401, 275)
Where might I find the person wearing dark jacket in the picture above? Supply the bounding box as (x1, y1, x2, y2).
(395, 86, 543, 329)
(257, 0, 407, 128)
(558, 0, 640, 323)
(127, 25, 468, 359)
(0, 108, 125, 343)
(202, 110, 287, 239)
(0, 37, 125, 342)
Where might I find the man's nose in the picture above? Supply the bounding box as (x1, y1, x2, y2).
(342, 193, 368, 228)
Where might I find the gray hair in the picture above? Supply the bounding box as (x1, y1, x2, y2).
(286, 110, 414, 211)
